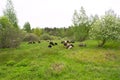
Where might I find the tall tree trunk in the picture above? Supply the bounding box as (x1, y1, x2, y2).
(98, 39, 106, 47)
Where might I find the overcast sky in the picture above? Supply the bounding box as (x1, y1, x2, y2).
(0, 0, 120, 28)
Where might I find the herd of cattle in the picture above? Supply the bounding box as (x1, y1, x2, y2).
(28, 40, 86, 49)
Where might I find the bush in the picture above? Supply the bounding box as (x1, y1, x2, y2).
(0, 16, 23, 48)
(23, 33, 39, 42)
(40, 33, 53, 40)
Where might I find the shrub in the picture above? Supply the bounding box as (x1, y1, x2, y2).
(23, 33, 39, 42)
(40, 33, 53, 40)
(0, 16, 23, 48)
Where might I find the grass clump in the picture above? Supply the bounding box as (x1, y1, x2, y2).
(6, 60, 16, 66)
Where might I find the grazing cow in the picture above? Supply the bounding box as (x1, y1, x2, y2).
(67, 45, 73, 49)
(79, 43, 86, 47)
(70, 44, 74, 47)
(63, 42, 67, 46)
(61, 40, 74, 49)
(48, 41, 54, 48)
(48, 45, 52, 48)
(48, 41, 58, 48)
(49, 42, 54, 46)
(66, 43, 74, 49)
(54, 42, 58, 45)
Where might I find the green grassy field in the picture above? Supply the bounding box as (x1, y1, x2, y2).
(0, 40, 120, 80)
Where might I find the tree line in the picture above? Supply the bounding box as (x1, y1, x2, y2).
(0, 0, 120, 48)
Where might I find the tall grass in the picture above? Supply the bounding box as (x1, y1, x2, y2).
(0, 40, 120, 80)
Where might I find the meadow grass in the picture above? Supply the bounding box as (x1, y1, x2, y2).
(0, 40, 120, 80)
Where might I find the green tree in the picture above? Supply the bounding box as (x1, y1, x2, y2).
(32, 27, 43, 37)
(57, 27, 66, 38)
(23, 22, 31, 33)
(72, 7, 90, 41)
(3, 0, 18, 28)
(65, 26, 74, 40)
(90, 9, 120, 47)
(0, 16, 22, 48)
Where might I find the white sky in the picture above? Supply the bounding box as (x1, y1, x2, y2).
(0, 0, 120, 28)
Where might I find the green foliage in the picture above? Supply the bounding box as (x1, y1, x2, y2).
(15, 59, 30, 67)
(90, 9, 120, 47)
(43, 27, 62, 37)
(65, 27, 74, 39)
(73, 25, 89, 41)
(0, 16, 12, 28)
(58, 28, 67, 38)
(3, 0, 18, 28)
(72, 7, 88, 26)
(0, 16, 22, 48)
(6, 60, 16, 66)
(0, 40, 120, 80)
(40, 33, 53, 40)
(32, 27, 43, 37)
(23, 22, 31, 33)
(72, 7, 91, 41)
(23, 33, 39, 42)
